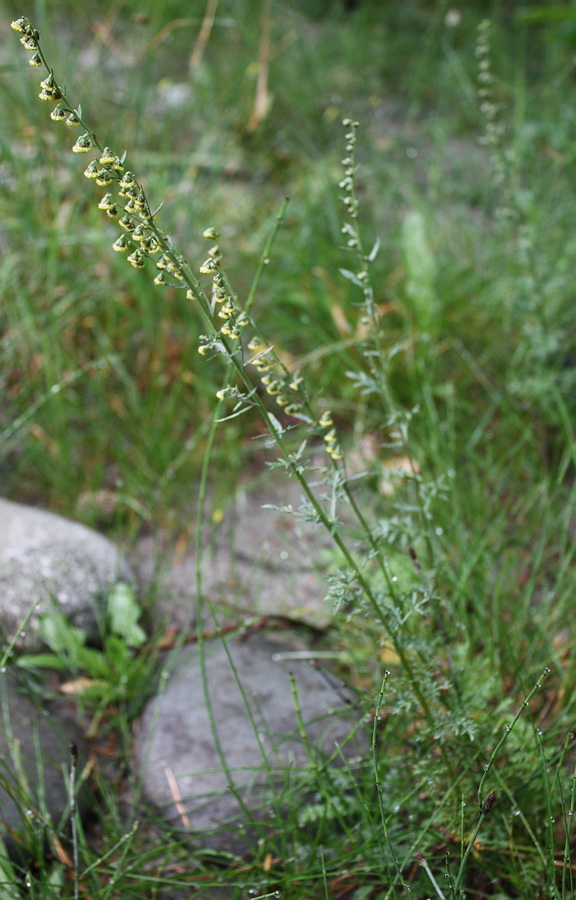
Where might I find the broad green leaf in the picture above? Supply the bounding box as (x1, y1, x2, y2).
(107, 583, 146, 648)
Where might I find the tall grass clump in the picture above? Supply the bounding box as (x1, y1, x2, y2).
(5, 9, 576, 899)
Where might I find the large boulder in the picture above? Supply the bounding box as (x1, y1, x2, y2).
(0, 498, 133, 650)
(136, 636, 366, 854)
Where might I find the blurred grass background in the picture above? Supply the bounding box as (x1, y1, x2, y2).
(2, 0, 576, 531)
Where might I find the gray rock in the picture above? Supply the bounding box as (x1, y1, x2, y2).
(130, 478, 341, 634)
(0, 669, 88, 859)
(0, 498, 133, 650)
(136, 636, 365, 853)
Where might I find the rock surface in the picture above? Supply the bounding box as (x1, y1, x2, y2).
(0, 498, 133, 650)
(135, 636, 365, 853)
(130, 477, 346, 634)
(0, 668, 88, 859)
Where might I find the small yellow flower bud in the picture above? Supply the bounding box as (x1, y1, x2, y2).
(118, 215, 135, 231)
(29, 52, 42, 67)
(98, 193, 116, 211)
(203, 226, 219, 240)
(22, 35, 39, 51)
(142, 236, 159, 253)
(221, 323, 240, 340)
(186, 289, 195, 301)
(154, 271, 166, 285)
(199, 259, 217, 275)
(65, 113, 81, 127)
(198, 345, 209, 356)
(127, 250, 146, 269)
(72, 134, 93, 153)
(40, 74, 55, 91)
(50, 105, 67, 122)
(11, 18, 31, 35)
(95, 171, 113, 186)
(319, 411, 333, 428)
(132, 224, 146, 241)
(218, 302, 235, 320)
(119, 173, 136, 190)
(99, 147, 115, 166)
(112, 235, 130, 252)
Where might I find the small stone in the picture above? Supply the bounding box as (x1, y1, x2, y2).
(0, 499, 134, 650)
(135, 636, 366, 853)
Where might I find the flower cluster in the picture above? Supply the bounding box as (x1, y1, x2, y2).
(11, 17, 191, 286)
(197, 228, 249, 342)
(318, 409, 342, 461)
(11, 17, 322, 438)
(339, 119, 360, 221)
(10, 17, 42, 67)
(245, 336, 303, 417)
(476, 19, 505, 188)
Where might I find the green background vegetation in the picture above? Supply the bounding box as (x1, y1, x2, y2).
(4, 1, 576, 897)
